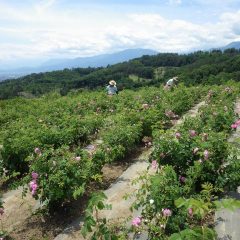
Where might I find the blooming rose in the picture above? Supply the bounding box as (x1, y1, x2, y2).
(175, 132, 181, 139)
(188, 208, 193, 217)
(31, 172, 39, 179)
(34, 147, 41, 155)
(29, 180, 38, 196)
(162, 208, 172, 217)
(189, 130, 197, 137)
(151, 160, 158, 170)
(203, 150, 209, 160)
(231, 124, 238, 129)
(132, 217, 141, 227)
(179, 176, 186, 183)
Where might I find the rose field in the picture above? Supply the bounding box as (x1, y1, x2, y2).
(0, 82, 240, 240)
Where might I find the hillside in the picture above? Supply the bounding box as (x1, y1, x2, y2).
(1, 83, 240, 240)
(1, 48, 240, 99)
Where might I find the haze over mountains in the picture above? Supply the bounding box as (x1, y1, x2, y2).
(218, 41, 240, 51)
(0, 49, 157, 81)
(1, 41, 240, 82)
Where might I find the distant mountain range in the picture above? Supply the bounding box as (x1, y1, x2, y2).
(0, 48, 157, 81)
(1, 41, 240, 82)
(42, 48, 158, 69)
(218, 41, 240, 51)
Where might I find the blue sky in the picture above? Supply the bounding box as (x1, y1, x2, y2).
(1, 0, 240, 68)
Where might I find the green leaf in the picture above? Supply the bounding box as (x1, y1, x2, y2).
(169, 233, 182, 240)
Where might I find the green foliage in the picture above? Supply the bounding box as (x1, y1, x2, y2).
(81, 192, 118, 240)
(115, 83, 240, 239)
(216, 147, 240, 190)
(101, 122, 142, 162)
(22, 146, 93, 208)
(1, 50, 240, 99)
(150, 166, 181, 211)
(169, 227, 217, 240)
(153, 130, 229, 186)
(152, 84, 239, 192)
(214, 198, 240, 210)
(0, 85, 206, 210)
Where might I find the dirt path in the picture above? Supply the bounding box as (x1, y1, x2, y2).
(214, 99, 240, 240)
(54, 100, 206, 240)
(1, 186, 40, 232)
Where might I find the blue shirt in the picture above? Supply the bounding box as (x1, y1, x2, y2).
(106, 85, 118, 95)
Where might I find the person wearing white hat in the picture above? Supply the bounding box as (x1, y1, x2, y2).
(106, 80, 118, 95)
(164, 76, 178, 90)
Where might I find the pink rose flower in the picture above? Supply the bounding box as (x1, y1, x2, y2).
(188, 208, 193, 217)
(34, 147, 41, 155)
(29, 180, 38, 196)
(231, 124, 238, 129)
(175, 132, 181, 139)
(162, 208, 172, 217)
(151, 160, 158, 170)
(31, 183, 38, 191)
(203, 150, 209, 160)
(31, 172, 39, 179)
(189, 130, 197, 137)
(179, 176, 186, 183)
(132, 216, 141, 227)
(29, 180, 36, 188)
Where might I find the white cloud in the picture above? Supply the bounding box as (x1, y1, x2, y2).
(168, 0, 182, 5)
(34, 0, 57, 14)
(0, 2, 240, 66)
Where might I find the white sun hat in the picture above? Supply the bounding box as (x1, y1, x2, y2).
(109, 80, 116, 86)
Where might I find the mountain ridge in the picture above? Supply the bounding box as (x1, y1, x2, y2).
(0, 48, 157, 81)
(217, 41, 240, 51)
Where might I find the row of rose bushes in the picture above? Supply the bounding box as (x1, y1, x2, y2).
(125, 84, 240, 239)
(0, 87, 177, 175)
(19, 85, 207, 210)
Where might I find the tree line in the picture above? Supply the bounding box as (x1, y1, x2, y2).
(0, 48, 240, 99)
